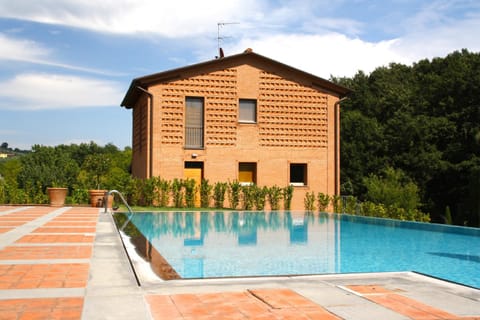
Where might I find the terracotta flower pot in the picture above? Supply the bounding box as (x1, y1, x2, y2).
(47, 187, 68, 207)
(88, 190, 113, 208)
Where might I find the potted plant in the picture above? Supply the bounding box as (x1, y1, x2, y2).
(47, 185, 68, 207)
(82, 153, 113, 208)
(46, 162, 78, 207)
(19, 145, 78, 207)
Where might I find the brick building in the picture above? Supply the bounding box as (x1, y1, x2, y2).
(121, 49, 350, 209)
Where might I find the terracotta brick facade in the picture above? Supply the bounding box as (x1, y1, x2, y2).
(122, 50, 349, 210)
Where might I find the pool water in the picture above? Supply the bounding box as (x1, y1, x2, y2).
(115, 211, 480, 288)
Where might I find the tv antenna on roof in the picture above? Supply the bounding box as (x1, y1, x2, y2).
(217, 22, 239, 58)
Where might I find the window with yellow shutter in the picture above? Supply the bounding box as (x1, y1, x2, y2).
(239, 162, 256, 185)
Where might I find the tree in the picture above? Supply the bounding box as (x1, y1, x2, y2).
(81, 153, 112, 190)
(335, 49, 480, 225)
(363, 167, 421, 212)
(340, 109, 386, 197)
(18, 145, 79, 190)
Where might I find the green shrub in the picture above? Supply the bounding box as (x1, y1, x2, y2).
(172, 178, 184, 208)
(227, 180, 241, 209)
(142, 177, 156, 206)
(242, 184, 255, 210)
(282, 185, 294, 210)
(213, 182, 227, 209)
(154, 177, 170, 207)
(304, 191, 316, 212)
(200, 179, 212, 208)
(360, 201, 387, 218)
(254, 186, 268, 210)
(267, 185, 282, 210)
(363, 167, 421, 212)
(332, 195, 342, 213)
(70, 188, 89, 204)
(317, 192, 330, 212)
(184, 178, 196, 208)
(344, 196, 358, 214)
(0, 177, 5, 204)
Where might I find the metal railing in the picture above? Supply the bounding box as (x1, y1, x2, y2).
(103, 190, 133, 215)
(185, 126, 204, 148)
(104, 190, 134, 231)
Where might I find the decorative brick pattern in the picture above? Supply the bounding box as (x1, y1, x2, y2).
(133, 99, 148, 154)
(259, 71, 329, 148)
(160, 68, 238, 146)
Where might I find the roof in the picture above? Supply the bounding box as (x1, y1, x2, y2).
(121, 49, 351, 108)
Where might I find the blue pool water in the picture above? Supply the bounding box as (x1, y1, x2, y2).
(116, 211, 480, 288)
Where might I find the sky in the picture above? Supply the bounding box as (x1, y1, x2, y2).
(1, 0, 479, 150)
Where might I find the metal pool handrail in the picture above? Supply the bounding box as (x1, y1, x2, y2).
(104, 190, 133, 216)
(104, 190, 135, 231)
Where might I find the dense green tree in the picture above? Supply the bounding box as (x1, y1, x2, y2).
(340, 109, 386, 197)
(18, 145, 79, 191)
(0, 142, 133, 205)
(363, 167, 421, 212)
(335, 49, 480, 226)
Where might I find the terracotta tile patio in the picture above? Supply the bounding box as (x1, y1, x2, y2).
(346, 285, 480, 320)
(0, 227, 14, 233)
(0, 206, 97, 319)
(0, 245, 93, 260)
(33, 227, 97, 233)
(0, 297, 84, 320)
(15, 234, 95, 243)
(147, 289, 341, 320)
(0, 263, 89, 289)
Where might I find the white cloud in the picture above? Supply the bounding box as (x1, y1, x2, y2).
(222, 2, 480, 79)
(0, 33, 50, 62)
(394, 12, 480, 62)
(227, 33, 407, 78)
(1, 0, 479, 80)
(0, 32, 123, 75)
(303, 18, 364, 36)
(0, 73, 124, 110)
(0, 0, 261, 37)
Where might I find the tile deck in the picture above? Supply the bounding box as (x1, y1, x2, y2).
(346, 285, 477, 320)
(0, 206, 479, 319)
(147, 289, 342, 319)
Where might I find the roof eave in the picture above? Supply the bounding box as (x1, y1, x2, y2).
(120, 50, 351, 108)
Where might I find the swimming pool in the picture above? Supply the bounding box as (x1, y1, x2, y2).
(114, 211, 480, 288)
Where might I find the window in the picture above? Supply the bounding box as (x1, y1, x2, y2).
(290, 163, 307, 186)
(185, 97, 204, 148)
(239, 99, 257, 123)
(239, 162, 256, 185)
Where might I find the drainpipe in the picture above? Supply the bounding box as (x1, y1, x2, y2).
(136, 86, 153, 179)
(334, 97, 348, 196)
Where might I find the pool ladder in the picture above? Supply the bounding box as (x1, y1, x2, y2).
(104, 190, 135, 231)
(103, 190, 133, 216)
